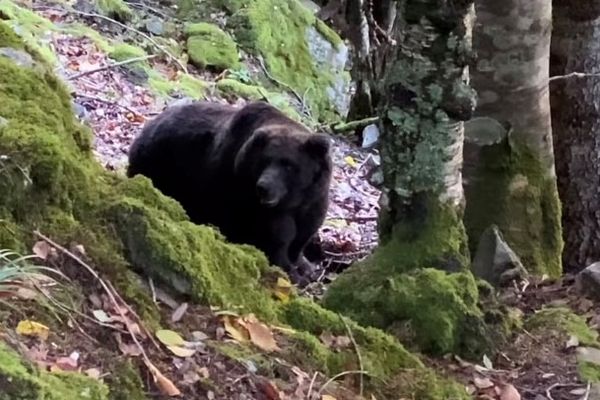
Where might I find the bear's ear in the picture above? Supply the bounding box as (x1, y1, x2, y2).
(303, 134, 331, 158)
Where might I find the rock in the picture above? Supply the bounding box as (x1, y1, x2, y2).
(145, 18, 165, 36)
(576, 262, 600, 300)
(0, 47, 34, 68)
(184, 23, 240, 71)
(472, 225, 528, 287)
(72, 102, 87, 120)
(167, 97, 195, 108)
(577, 346, 600, 365)
(361, 123, 380, 148)
(305, 26, 351, 118)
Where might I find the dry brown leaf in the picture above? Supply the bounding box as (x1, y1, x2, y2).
(223, 316, 250, 343)
(32, 241, 53, 260)
(144, 359, 181, 397)
(473, 376, 494, 389)
(240, 315, 280, 352)
(256, 378, 281, 400)
(499, 383, 521, 400)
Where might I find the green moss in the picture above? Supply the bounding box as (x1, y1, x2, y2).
(184, 23, 240, 70)
(105, 360, 147, 400)
(220, 0, 344, 122)
(526, 307, 599, 346)
(147, 69, 207, 99)
(108, 44, 147, 61)
(97, 0, 133, 21)
(463, 135, 563, 277)
(0, 342, 109, 400)
(314, 19, 342, 48)
(105, 179, 279, 321)
(579, 361, 600, 383)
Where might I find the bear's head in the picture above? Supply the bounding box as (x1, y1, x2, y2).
(234, 125, 331, 209)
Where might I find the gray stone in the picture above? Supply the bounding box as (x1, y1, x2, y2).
(361, 123, 380, 148)
(305, 26, 351, 118)
(145, 18, 165, 36)
(0, 47, 34, 68)
(72, 102, 87, 120)
(577, 346, 600, 365)
(472, 225, 528, 287)
(576, 262, 600, 300)
(167, 97, 195, 108)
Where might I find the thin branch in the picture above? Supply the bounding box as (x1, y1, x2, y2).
(549, 72, 600, 82)
(68, 55, 157, 80)
(75, 93, 143, 116)
(306, 371, 318, 400)
(331, 116, 379, 133)
(34, 5, 187, 73)
(316, 370, 370, 397)
(339, 315, 364, 397)
(33, 231, 180, 395)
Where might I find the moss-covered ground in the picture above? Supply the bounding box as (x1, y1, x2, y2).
(0, 17, 470, 399)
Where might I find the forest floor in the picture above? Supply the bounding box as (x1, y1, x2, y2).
(3, 0, 599, 399)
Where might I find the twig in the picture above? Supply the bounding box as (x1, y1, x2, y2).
(75, 93, 143, 116)
(148, 276, 157, 303)
(257, 55, 312, 118)
(33, 231, 179, 394)
(545, 382, 583, 400)
(316, 370, 370, 397)
(549, 72, 600, 82)
(339, 315, 364, 397)
(126, 2, 170, 18)
(583, 382, 591, 400)
(521, 327, 541, 344)
(306, 371, 318, 400)
(332, 117, 379, 133)
(68, 55, 157, 80)
(34, 5, 187, 73)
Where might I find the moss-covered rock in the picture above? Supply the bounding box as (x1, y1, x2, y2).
(463, 121, 563, 278)
(0, 342, 109, 400)
(526, 307, 599, 347)
(108, 44, 147, 61)
(97, 0, 133, 22)
(184, 22, 240, 71)
(219, 0, 349, 122)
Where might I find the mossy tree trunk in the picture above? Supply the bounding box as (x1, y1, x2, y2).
(550, 1, 600, 271)
(464, 0, 563, 277)
(323, 1, 502, 358)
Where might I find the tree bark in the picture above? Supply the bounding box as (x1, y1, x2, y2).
(464, 0, 563, 277)
(550, 1, 600, 271)
(323, 0, 498, 357)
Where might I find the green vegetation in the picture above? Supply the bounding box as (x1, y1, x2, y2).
(184, 22, 240, 70)
(97, 0, 133, 21)
(0, 342, 109, 400)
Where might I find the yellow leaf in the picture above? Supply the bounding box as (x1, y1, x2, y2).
(273, 277, 292, 303)
(324, 218, 348, 228)
(166, 345, 196, 358)
(223, 316, 249, 343)
(155, 330, 185, 347)
(144, 359, 181, 397)
(240, 315, 280, 352)
(344, 156, 357, 168)
(16, 320, 49, 340)
(322, 395, 337, 400)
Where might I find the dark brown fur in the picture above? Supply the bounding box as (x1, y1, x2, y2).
(127, 101, 332, 284)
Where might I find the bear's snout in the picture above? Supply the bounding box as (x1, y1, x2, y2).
(256, 168, 287, 207)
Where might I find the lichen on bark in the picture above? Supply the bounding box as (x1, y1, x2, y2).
(322, 0, 507, 357)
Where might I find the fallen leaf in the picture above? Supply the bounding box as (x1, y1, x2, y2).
(144, 358, 181, 396)
(191, 331, 209, 341)
(54, 354, 78, 371)
(171, 303, 188, 323)
(93, 309, 111, 323)
(240, 315, 280, 352)
(197, 367, 210, 379)
(166, 345, 196, 358)
(223, 316, 250, 343)
(473, 376, 494, 389)
(570, 388, 587, 395)
(344, 156, 357, 168)
(156, 329, 185, 347)
(322, 395, 337, 400)
(482, 354, 493, 370)
(16, 320, 49, 340)
(273, 277, 292, 302)
(541, 373, 555, 379)
(256, 377, 281, 400)
(16, 287, 38, 300)
(499, 384, 521, 400)
(32, 241, 53, 260)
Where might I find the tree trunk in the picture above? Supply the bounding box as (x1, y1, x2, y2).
(550, 1, 600, 271)
(464, 0, 563, 277)
(323, 0, 498, 357)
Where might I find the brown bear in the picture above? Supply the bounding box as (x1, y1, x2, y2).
(127, 101, 332, 285)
